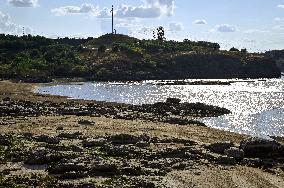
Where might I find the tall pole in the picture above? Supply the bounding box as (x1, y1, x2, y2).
(111, 5, 114, 34)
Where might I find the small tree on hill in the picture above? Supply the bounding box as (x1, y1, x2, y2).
(229, 47, 239, 52)
(153, 26, 166, 42)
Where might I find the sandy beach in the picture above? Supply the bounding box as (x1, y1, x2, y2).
(0, 80, 283, 188)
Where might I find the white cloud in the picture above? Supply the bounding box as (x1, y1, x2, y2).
(8, 0, 38, 7)
(216, 24, 237, 32)
(277, 5, 284, 8)
(51, 3, 97, 16)
(115, 0, 175, 18)
(193, 19, 207, 25)
(243, 29, 269, 34)
(145, 0, 175, 16)
(0, 11, 33, 34)
(0, 11, 17, 32)
(115, 5, 161, 18)
(273, 25, 284, 30)
(52, 0, 175, 18)
(274, 17, 284, 21)
(168, 22, 184, 31)
(97, 7, 111, 18)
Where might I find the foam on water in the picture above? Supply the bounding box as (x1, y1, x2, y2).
(36, 77, 284, 137)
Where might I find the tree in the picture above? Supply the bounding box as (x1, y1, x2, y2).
(229, 47, 239, 52)
(241, 48, 247, 53)
(153, 26, 166, 42)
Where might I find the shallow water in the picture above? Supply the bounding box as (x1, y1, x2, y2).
(36, 77, 284, 138)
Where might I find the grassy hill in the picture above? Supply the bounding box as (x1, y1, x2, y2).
(0, 33, 281, 82)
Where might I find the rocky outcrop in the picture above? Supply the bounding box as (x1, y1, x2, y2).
(1, 133, 284, 187)
(207, 141, 234, 154)
(0, 98, 229, 127)
(240, 137, 282, 158)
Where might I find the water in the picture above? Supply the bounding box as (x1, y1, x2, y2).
(36, 77, 284, 138)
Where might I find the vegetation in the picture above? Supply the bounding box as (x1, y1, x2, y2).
(0, 33, 281, 82)
(265, 50, 284, 72)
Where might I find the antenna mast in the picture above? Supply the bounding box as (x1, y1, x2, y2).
(111, 5, 114, 34)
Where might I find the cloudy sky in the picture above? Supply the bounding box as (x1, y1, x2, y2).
(1, 0, 284, 52)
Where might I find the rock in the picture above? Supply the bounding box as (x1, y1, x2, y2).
(25, 148, 66, 165)
(120, 164, 144, 176)
(240, 137, 281, 157)
(166, 98, 181, 105)
(58, 132, 83, 139)
(90, 162, 120, 176)
(108, 134, 141, 145)
(217, 155, 237, 165)
(136, 141, 150, 148)
(0, 134, 14, 146)
(56, 126, 64, 131)
(224, 147, 244, 161)
(82, 138, 108, 147)
(34, 135, 60, 144)
(47, 162, 88, 175)
(208, 141, 234, 154)
(78, 119, 95, 125)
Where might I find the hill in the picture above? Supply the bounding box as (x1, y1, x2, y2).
(265, 50, 284, 72)
(0, 33, 281, 82)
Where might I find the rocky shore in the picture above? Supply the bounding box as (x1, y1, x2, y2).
(0, 81, 284, 187)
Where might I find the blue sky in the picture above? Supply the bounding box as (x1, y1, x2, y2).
(1, 0, 284, 52)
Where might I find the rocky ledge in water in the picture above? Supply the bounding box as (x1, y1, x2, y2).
(0, 132, 283, 187)
(0, 97, 230, 127)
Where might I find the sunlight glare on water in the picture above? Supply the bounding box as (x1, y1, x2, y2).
(36, 78, 284, 138)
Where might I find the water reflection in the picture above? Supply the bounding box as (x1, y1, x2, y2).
(36, 78, 284, 137)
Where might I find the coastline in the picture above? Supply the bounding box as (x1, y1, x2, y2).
(0, 80, 284, 187)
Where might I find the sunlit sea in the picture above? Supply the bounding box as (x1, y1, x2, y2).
(36, 76, 284, 138)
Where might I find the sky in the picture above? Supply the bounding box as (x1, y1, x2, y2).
(1, 0, 284, 52)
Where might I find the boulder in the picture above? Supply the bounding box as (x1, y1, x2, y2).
(58, 132, 83, 139)
(217, 155, 237, 165)
(240, 137, 281, 157)
(208, 141, 234, 154)
(90, 162, 120, 176)
(224, 147, 244, 161)
(78, 119, 95, 125)
(34, 135, 60, 144)
(108, 134, 141, 145)
(82, 138, 108, 147)
(47, 162, 88, 174)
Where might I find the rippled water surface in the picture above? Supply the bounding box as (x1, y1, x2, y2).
(36, 77, 284, 137)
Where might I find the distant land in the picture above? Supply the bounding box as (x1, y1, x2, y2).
(0, 33, 281, 82)
(265, 50, 284, 73)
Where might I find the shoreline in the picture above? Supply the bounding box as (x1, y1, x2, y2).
(0, 80, 284, 187)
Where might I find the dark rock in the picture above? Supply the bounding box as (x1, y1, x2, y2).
(82, 138, 108, 147)
(25, 148, 62, 165)
(217, 155, 237, 165)
(34, 135, 60, 144)
(58, 132, 83, 139)
(208, 141, 234, 154)
(78, 119, 95, 125)
(224, 147, 244, 161)
(108, 134, 141, 145)
(56, 126, 64, 131)
(90, 162, 120, 176)
(136, 141, 150, 148)
(47, 162, 88, 175)
(120, 164, 144, 176)
(240, 137, 281, 157)
(0, 134, 14, 146)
